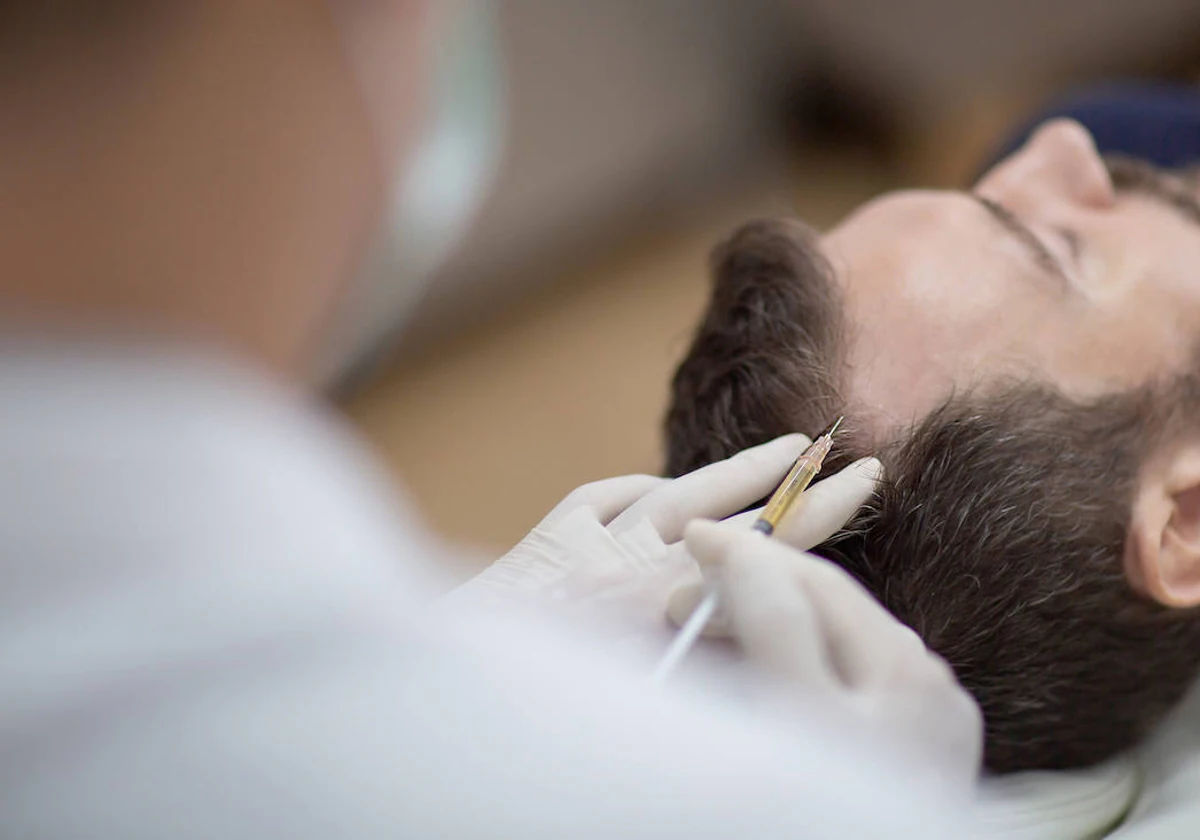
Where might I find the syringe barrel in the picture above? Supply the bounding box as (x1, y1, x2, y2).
(756, 436, 833, 531)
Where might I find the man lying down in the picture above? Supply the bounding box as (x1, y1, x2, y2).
(664, 118, 1200, 775)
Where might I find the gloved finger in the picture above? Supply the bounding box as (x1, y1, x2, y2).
(685, 520, 837, 693)
(663, 452, 872, 625)
(662, 480, 830, 638)
(685, 519, 915, 690)
(540, 474, 667, 530)
(607, 434, 809, 544)
(711, 457, 881, 544)
(790, 553, 928, 690)
(772, 457, 882, 550)
(668, 456, 877, 635)
(747, 530, 922, 690)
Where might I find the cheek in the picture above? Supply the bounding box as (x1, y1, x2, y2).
(1041, 286, 1190, 394)
(842, 259, 1052, 422)
(842, 269, 970, 423)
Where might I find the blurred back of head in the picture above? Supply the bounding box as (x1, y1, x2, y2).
(0, 1, 431, 377)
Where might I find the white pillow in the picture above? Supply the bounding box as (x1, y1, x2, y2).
(971, 757, 1139, 840)
(1108, 679, 1200, 839)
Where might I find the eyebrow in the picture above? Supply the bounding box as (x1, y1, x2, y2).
(971, 195, 1069, 286)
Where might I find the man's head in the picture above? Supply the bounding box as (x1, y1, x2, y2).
(0, 1, 432, 375)
(665, 120, 1200, 772)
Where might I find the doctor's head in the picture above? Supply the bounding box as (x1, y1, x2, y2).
(665, 120, 1200, 773)
(0, 1, 433, 374)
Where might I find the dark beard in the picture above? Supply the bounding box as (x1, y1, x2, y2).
(816, 381, 1200, 772)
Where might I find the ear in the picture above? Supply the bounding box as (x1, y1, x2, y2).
(1128, 440, 1200, 608)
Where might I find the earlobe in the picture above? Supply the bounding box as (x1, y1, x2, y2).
(1128, 448, 1200, 608)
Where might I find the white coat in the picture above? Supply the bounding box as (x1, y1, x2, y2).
(0, 342, 961, 839)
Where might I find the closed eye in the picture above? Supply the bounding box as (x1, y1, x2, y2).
(973, 195, 1071, 292)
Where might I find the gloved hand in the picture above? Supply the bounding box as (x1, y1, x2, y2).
(455, 435, 817, 618)
(448, 434, 882, 663)
(458, 434, 879, 604)
(674, 519, 983, 797)
(665, 453, 882, 635)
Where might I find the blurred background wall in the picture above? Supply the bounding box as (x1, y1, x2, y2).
(338, 0, 1200, 573)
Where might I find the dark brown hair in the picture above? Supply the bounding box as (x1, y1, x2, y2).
(666, 219, 848, 478)
(665, 218, 1200, 772)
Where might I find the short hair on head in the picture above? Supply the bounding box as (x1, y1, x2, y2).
(665, 218, 850, 478)
(664, 217, 1200, 772)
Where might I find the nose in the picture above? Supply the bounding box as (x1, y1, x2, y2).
(976, 119, 1115, 211)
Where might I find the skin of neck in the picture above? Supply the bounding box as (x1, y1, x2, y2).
(0, 2, 384, 379)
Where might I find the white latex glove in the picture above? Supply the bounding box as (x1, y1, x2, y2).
(464, 434, 789, 585)
(454, 435, 812, 620)
(449, 434, 881, 661)
(665, 454, 882, 635)
(460, 434, 879, 598)
(674, 519, 983, 798)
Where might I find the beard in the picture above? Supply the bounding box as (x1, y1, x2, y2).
(815, 380, 1200, 772)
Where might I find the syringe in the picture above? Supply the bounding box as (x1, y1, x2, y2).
(751, 416, 842, 537)
(650, 417, 844, 685)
